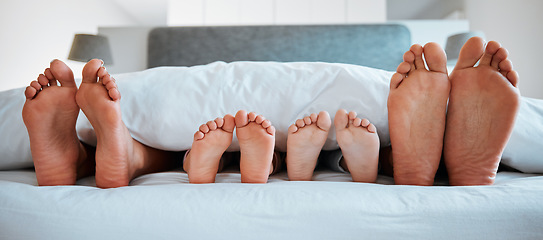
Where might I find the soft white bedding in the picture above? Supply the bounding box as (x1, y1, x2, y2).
(1, 170, 542, 240)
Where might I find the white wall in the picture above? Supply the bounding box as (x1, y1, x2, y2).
(0, 0, 138, 92)
(167, 0, 387, 26)
(464, 0, 543, 99)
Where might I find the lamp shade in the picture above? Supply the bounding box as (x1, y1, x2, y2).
(68, 34, 113, 64)
(445, 31, 485, 64)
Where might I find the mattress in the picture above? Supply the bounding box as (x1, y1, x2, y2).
(1, 169, 542, 240)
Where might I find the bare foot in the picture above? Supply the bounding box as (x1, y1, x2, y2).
(76, 59, 141, 188)
(235, 110, 276, 183)
(184, 115, 235, 183)
(286, 111, 331, 181)
(22, 59, 84, 186)
(387, 43, 450, 186)
(335, 109, 379, 183)
(445, 37, 520, 186)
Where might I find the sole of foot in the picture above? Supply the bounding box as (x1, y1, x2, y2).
(235, 110, 276, 183)
(286, 111, 331, 181)
(335, 109, 380, 183)
(76, 59, 139, 188)
(22, 59, 82, 186)
(184, 115, 235, 183)
(444, 37, 520, 186)
(387, 43, 450, 186)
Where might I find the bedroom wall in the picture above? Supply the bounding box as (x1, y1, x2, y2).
(0, 0, 138, 92)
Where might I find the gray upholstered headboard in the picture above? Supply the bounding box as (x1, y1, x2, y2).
(147, 24, 410, 71)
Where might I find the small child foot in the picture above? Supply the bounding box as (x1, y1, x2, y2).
(235, 110, 276, 183)
(334, 109, 379, 183)
(184, 115, 235, 183)
(286, 111, 331, 181)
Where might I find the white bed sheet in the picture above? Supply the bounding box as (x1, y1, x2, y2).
(1, 169, 542, 240)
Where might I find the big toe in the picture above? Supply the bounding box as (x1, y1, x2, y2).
(222, 114, 236, 132)
(316, 111, 332, 131)
(50, 59, 76, 88)
(454, 37, 485, 70)
(82, 59, 104, 83)
(334, 109, 349, 129)
(423, 42, 447, 74)
(235, 110, 249, 127)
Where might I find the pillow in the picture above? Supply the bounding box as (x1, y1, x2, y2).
(0, 87, 33, 170)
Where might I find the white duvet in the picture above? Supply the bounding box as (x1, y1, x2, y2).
(1, 61, 542, 172)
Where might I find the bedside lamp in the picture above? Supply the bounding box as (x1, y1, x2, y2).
(445, 31, 485, 66)
(68, 34, 113, 65)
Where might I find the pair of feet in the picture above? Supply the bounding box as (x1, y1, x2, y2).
(388, 37, 520, 186)
(286, 110, 379, 182)
(183, 110, 276, 184)
(23, 59, 178, 188)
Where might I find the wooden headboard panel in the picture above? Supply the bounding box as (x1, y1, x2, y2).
(147, 24, 410, 71)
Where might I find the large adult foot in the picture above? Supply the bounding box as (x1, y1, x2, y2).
(184, 115, 235, 183)
(335, 109, 380, 183)
(235, 110, 276, 183)
(387, 43, 450, 186)
(444, 37, 520, 186)
(22, 59, 84, 186)
(76, 59, 140, 188)
(286, 111, 331, 181)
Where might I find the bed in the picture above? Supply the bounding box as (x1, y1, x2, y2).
(1, 24, 543, 240)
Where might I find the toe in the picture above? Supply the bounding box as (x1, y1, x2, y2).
(353, 118, 362, 127)
(266, 125, 276, 136)
(97, 67, 108, 79)
(491, 47, 508, 70)
(25, 86, 37, 99)
(423, 42, 447, 74)
(390, 73, 404, 90)
(30, 81, 41, 92)
(410, 44, 425, 69)
(334, 109, 349, 129)
(316, 111, 331, 131)
(262, 120, 272, 128)
(44, 68, 58, 87)
(348, 111, 357, 120)
(396, 61, 411, 74)
(288, 124, 298, 133)
(194, 131, 205, 141)
(310, 113, 318, 122)
(248, 112, 258, 122)
(403, 50, 416, 71)
(108, 88, 121, 101)
(479, 41, 501, 66)
(454, 36, 485, 70)
(49, 59, 76, 87)
(303, 116, 312, 125)
(199, 123, 210, 133)
(82, 59, 104, 84)
(361, 118, 370, 128)
(214, 117, 224, 128)
(295, 119, 305, 128)
(206, 120, 217, 131)
(367, 123, 377, 133)
(222, 114, 235, 132)
(506, 70, 519, 87)
(235, 110, 249, 127)
(499, 59, 513, 72)
(255, 115, 265, 124)
(38, 74, 49, 87)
